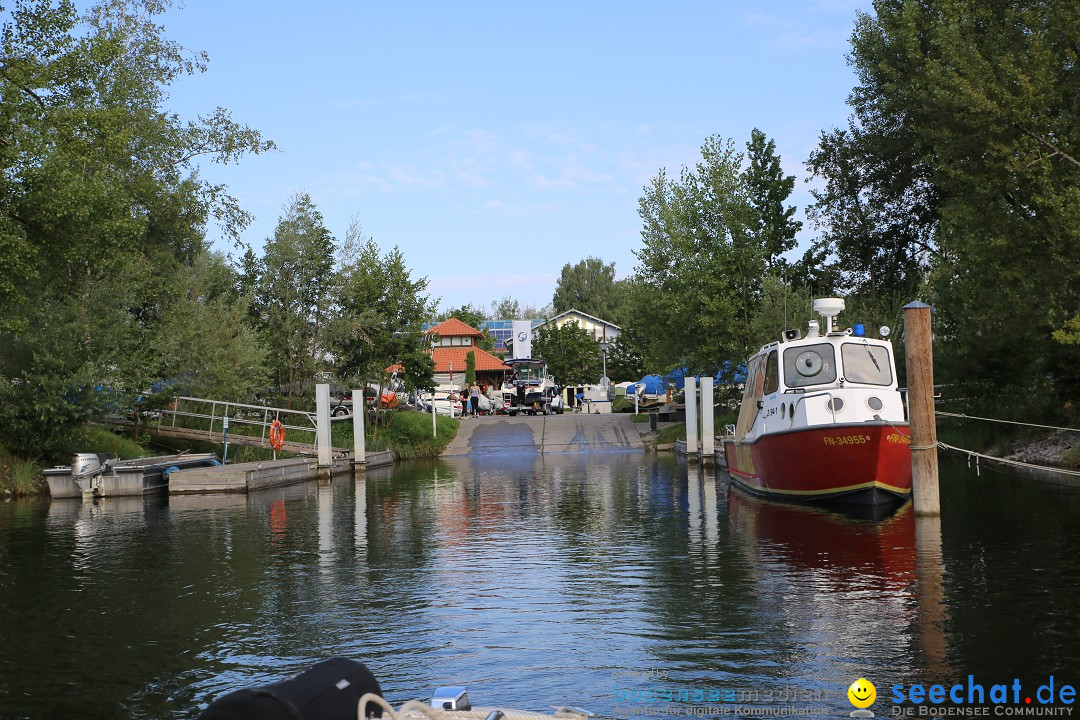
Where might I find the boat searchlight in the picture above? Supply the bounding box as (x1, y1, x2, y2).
(812, 297, 846, 334)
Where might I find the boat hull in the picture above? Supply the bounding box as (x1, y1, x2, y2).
(724, 422, 912, 505)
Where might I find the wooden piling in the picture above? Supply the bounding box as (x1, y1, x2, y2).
(903, 301, 940, 515)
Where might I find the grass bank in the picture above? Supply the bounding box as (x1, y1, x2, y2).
(331, 409, 459, 460)
(1, 425, 150, 497)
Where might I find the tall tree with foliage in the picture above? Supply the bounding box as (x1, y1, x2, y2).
(605, 327, 648, 384)
(465, 350, 476, 387)
(253, 193, 336, 405)
(532, 321, 600, 386)
(813, 0, 1080, 412)
(330, 229, 436, 396)
(631, 136, 762, 378)
(154, 252, 268, 401)
(744, 129, 803, 283)
(0, 0, 272, 457)
(551, 257, 627, 324)
(489, 296, 552, 320)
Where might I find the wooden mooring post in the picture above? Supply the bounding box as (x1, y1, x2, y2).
(903, 301, 940, 515)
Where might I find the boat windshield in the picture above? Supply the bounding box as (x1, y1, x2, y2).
(783, 343, 836, 388)
(515, 366, 545, 382)
(764, 350, 779, 395)
(841, 342, 893, 385)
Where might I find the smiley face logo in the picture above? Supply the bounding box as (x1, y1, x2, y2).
(847, 678, 876, 709)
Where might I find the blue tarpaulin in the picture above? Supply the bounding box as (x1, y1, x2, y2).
(633, 375, 667, 394)
(653, 362, 747, 390)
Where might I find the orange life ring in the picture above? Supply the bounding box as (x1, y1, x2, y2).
(269, 420, 285, 450)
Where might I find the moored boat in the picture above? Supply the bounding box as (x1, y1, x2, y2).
(44, 452, 220, 499)
(723, 298, 912, 505)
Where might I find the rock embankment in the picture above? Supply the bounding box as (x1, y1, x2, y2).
(1005, 430, 1078, 468)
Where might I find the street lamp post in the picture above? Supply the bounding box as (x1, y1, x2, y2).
(599, 339, 610, 395)
(431, 340, 438, 436)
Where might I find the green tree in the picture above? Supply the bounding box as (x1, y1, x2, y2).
(154, 252, 268, 401)
(744, 129, 802, 283)
(551, 257, 627, 324)
(630, 136, 759, 379)
(465, 350, 476, 387)
(330, 231, 436, 396)
(805, 123, 938, 299)
(605, 327, 648, 384)
(747, 276, 815, 350)
(0, 0, 272, 457)
(815, 0, 1080, 411)
(532, 321, 600, 386)
(254, 193, 336, 405)
(489, 296, 551, 320)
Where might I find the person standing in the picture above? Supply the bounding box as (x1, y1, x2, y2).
(470, 383, 480, 417)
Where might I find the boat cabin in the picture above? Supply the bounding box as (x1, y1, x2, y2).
(734, 301, 905, 443)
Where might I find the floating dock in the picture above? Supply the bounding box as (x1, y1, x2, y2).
(168, 451, 393, 494)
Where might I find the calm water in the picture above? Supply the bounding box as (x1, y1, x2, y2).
(2, 454, 1079, 719)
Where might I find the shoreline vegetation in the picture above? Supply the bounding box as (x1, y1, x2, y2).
(0, 410, 462, 498)
(6, 412, 1075, 500)
(3, 4, 1078, 504)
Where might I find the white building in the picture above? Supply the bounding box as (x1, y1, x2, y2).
(531, 309, 622, 342)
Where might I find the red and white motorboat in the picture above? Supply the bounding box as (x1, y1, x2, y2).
(723, 298, 912, 505)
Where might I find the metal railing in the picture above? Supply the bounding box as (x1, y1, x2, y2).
(154, 396, 353, 453)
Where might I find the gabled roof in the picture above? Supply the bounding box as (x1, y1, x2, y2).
(432, 346, 507, 373)
(538, 308, 622, 331)
(426, 317, 484, 338)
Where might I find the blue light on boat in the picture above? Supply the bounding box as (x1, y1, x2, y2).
(854, 323, 866, 336)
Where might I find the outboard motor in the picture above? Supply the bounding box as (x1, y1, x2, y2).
(70, 453, 107, 480)
(71, 453, 114, 494)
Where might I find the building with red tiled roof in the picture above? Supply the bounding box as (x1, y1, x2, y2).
(426, 317, 506, 390)
(427, 317, 484, 339)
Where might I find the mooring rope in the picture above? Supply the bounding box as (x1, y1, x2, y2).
(935, 411, 1080, 433)
(357, 694, 593, 720)
(936, 441, 1080, 478)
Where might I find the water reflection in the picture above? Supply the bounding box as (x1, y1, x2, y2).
(0, 456, 1078, 719)
(914, 514, 951, 680)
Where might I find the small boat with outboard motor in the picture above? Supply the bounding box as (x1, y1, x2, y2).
(44, 451, 220, 499)
(722, 298, 912, 506)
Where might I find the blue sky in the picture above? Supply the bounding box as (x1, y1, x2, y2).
(160, 1, 872, 314)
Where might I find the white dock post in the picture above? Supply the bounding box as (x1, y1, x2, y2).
(685, 376, 699, 457)
(353, 388, 366, 465)
(700, 376, 715, 462)
(316, 383, 332, 468)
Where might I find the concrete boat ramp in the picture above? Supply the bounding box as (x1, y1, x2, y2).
(441, 413, 644, 456)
